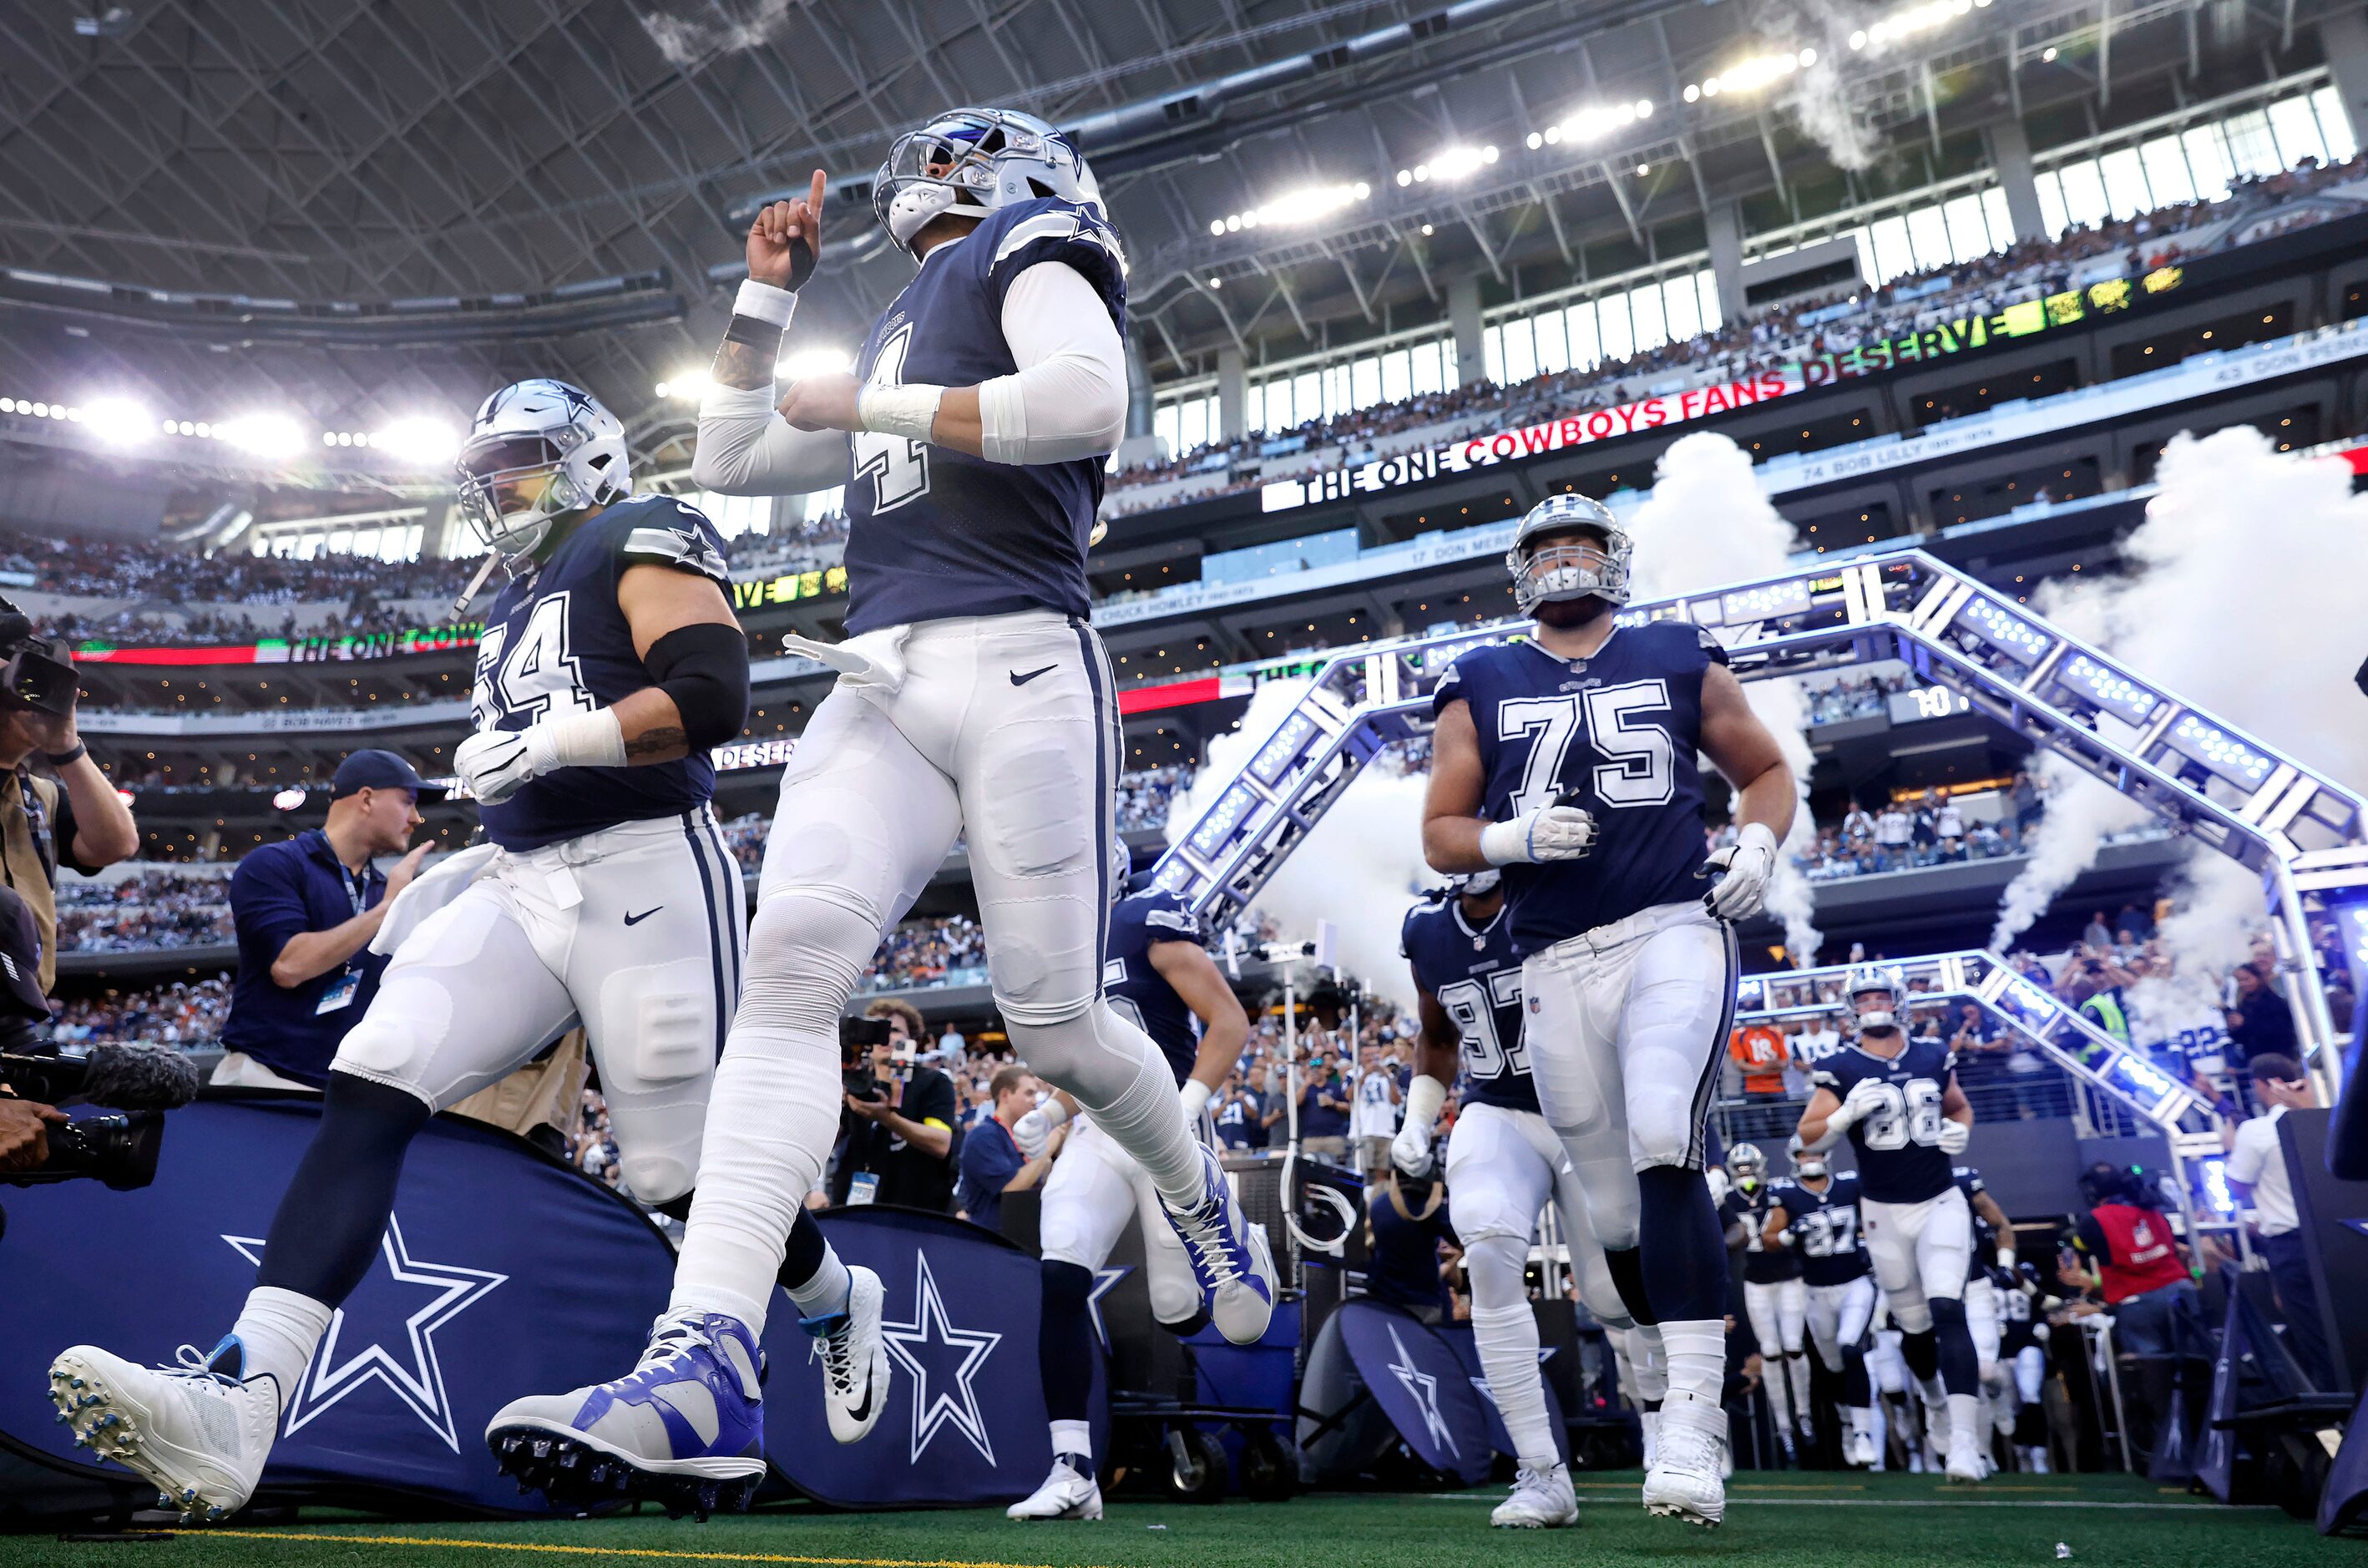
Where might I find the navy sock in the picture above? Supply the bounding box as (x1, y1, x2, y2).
(1843, 1344, 1872, 1409)
(1040, 1261, 1095, 1425)
(255, 1074, 432, 1305)
(1900, 1328, 1940, 1383)
(777, 1206, 827, 1293)
(1929, 1298, 1979, 1397)
(1636, 1165, 1727, 1323)
(1603, 1247, 1657, 1327)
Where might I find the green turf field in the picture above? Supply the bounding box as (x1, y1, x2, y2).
(5, 1473, 2357, 1568)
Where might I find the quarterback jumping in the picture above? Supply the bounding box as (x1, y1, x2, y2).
(1422, 492, 1796, 1527)
(503, 108, 1276, 1501)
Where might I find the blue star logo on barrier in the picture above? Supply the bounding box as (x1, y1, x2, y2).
(1384, 1323, 1457, 1456)
(1086, 1265, 1133, 1353)
(880, 1252, 1002, 1464)
(223, 1215, 506, 1453)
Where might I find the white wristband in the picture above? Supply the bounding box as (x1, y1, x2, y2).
(1180, 1079, 1213, 1121)
(1996, 1247, 2016, 1275)
(1478, 817, 1533, 867)
(733, 277, 798, 326)
(858, 382, 944, 443)
(1404, 1073, 1447, 1136)
(1034, 1094, 1072, 1131)
(533, 709, 627, 771)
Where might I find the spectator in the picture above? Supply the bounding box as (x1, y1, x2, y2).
(2064, 1162, 2202, 1466)
(2223, 1054, 2332, 1384)
(1349, 1040, 1402, 1179)
(832, 999, 961, 1211)
(1298, 1055, 1353, 1162)
(2082, 912, 2115, 952)
(1841, 802, 1876, 847)
(1934, 795, 1965, 859)
(1213, 1066, 1266, 1151)
(2226, 963, 2300, 1067)
(1875, 801, 1913, 857)
(214, 751, 429, 1088)
(1728, 1020, 1788, 1099)
(2011, 770, 2042, 832)
(957, 1064, 1061, 1231)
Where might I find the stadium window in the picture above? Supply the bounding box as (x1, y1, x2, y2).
(2139, 134, 2195, 207)
(1500, 316, 1536, 383)
(1534, 308, 1571, 374)
(2182, 124, 2235, 204)
(1180, 397, 1207, 454)
(1350, 355, 1382, 410)
(1905, 204, 1951, 271)
(1663, 275, 1701, 344)
(2220, 109, 2281, 180)
(1596, 291, 1634, 363)
(1867, 215, 1914, 285)
(2268, 94, 2329, 169)
(1940, 193, 1991, 263)
(2033, 169, 2069, 238)
(1566, 301, 1601, 372)
(1379, 348, 1412, 403)
(1323, 362, 1351, 420)
(1153, 403, 1180, 458)
(1410, 339, 1445, 397)
(2313, 84, 2359, 159)
(1294, 370, 1321, 426)
(2057, 158, 2111, 230)
(1979, 187, 2013, 249)
(1630, 282, 1667, 352)
(1694, 268, 1722, 332)
(1482, 323, 1505, 385)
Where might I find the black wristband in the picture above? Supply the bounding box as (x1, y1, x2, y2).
(722, 313, 785, 352)
(43, 742, 86, 768)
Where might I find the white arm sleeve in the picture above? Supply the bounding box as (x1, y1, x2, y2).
(977, 260, 1128, 466)
(691, 382, 852, 496)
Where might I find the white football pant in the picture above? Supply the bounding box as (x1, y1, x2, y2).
(331, 809, 742, 1206)
(1859, 1186, 1972, 1335)
(1038, 1112, 1209, 1328)
(1806, 1277, 1879, 1374)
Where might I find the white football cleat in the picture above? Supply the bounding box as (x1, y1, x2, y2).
(1946, 1442, 1987, 1485)
(1491, 1463, 1578, 1528)
(1007, 1456, 1102, 1520)
(1847, 1428, 1880, 1468)
(48, 1340, 280, 1525)
(804, 1266, 889, 1445)
(1641, 1391, 1726, 1528)
(1161, 1146, 1277, 1345)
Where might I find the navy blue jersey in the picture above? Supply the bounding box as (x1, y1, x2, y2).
(842, 197, 1127, 636)
(1723, 1180, 1802, 1284)
(1401, 893, 1536, 1113)
(1955, 1165, 1998, 1280)
(1768, 1172, 1870, 1287)
(1998, 1277, 2040, 1356)
(472, 495, 731, 851)
(1811, 1039, 1960, 1204)
(1104, 888, 1203, 1086)
(1434, 623, 1725, 953)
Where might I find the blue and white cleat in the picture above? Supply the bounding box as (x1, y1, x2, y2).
(486, 1309, 765, 1519)
(802, 1265, 888, 1445)
(1160, 1145, 1277, 1344)
(47, 1339, 279, 1525)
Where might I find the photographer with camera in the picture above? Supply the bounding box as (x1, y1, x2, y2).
(832, 999, 959, 1212)
(0, 599, 139, 989)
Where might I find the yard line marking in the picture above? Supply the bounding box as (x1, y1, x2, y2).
(162, 1532, 1085, 1568)
(1428, 1494, 2268, 1511)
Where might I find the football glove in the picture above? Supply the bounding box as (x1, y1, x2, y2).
(1826, 1077, 1891, 1134)
(1936, 1117, 1971, 1155)
(1479, 801, 1598, 865)
(455, 711, 625, 806)
(1702, 821, 1779, 920)
(1390, 1119, 1436, 1181)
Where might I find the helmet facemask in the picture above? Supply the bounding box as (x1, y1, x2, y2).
(456, 428, 591, 555)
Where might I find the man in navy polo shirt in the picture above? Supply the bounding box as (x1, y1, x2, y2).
(959, 1063, 1061, 1232)
(212, 751, 429, 1089)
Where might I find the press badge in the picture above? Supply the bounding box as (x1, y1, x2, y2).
(847, 1171, 881, 1206)
(316, 970, 361, 1014)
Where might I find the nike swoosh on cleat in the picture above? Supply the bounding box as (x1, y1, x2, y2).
(624, 907, 663, 926)
(1009, 664, 1057, 686)
(846, 1378, 875, 1424)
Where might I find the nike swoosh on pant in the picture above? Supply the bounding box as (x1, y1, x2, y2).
(625, 907, 663, 926)
(1009, 664, 1057, 685)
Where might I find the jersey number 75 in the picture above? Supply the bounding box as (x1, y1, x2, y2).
(1498, 679, 1676, 814)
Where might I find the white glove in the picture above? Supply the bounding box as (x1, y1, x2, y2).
(1702, 821, 1779, 920)
(1827, 1077, 1890, 1135)
(1011, 1095, 1070, 1160)
(1479, 802, 1598, 865)
(455, 711, 625, 806)
(1391, 1119, 1436, 1180)
(1937, 1118, 1971, 1155)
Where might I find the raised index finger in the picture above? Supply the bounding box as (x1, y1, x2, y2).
(806, 169, 827, 235)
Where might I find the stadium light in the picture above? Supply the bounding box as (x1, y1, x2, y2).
(777, 347, 854, 381)
(372, 417, 463, 468)
(216, 413, 305, 459)
(1395, 144, 1497, 185)
(81, 396, 154, 448)
(1208, 181, 1372, 236)
(1526, 99, 1653, 151)
(1852, 0, 1988, 49)
(1682, 48, 1814, 103)
(656, 371, 710, 401)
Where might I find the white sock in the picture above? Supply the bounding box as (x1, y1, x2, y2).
(231, 1287, 332, 1409)
(670, 1029, 847, 1338)
(1050, 1418, 1092, 1466)
(1627, 1323, 1669, 1404)
(784, 1242, 852, 1323)
(1948, 1392, 1982, 1452)
(1763, 1352, 1794, 1429)
(1472, 1302, 1561, 1473)
(1850, 1405, 1874, 1439)
(1657, 1318, 1725, 1406)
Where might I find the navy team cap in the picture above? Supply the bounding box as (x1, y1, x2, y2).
(332, 749, 428, 799)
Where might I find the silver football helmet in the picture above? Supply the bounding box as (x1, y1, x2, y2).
(1506, 493, 1633, 614)
(873, 107, 1106, 259)
(1454, 868, 1503, 898)
(1844, 964, 1908, 1034)
(454, 378, 630, 555)
(1727, 1142, 1765, 1186)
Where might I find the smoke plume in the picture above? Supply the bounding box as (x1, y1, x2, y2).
(1625, 430, 1824, 964)
(1758, 0, 1886, 172)
(638, 0, 793, 68)
(1987, 426, 2368, 959)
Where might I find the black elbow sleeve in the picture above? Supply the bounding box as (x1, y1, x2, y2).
(645, 622, 751, 750)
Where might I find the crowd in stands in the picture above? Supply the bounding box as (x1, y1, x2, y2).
(56, 870, 235, 950)
(49, 976, 231, 1047)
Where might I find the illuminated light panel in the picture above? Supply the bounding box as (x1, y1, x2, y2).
(2198, 1157, 2238, 1215)
(2170, 714, 2272, 785)
(1396, 145, 1498, 185)
(656, 372, 709, 402)
(371, 417, 463, 467)
(1249, 711, 1318, 785)
(1188, 782, 1257, 857)
(215, 412, 306, 459)
(1720, 579, 1813, 620)
(1684, 48, 1815, 102)
(2110, 1050, 2180, 1103)
(1853, 0, 1987, 50)
(1526, 99, 1653, 150)
(1209, 181, 1371, 235)
(1956, 597, 2052, 660)
(80, 396, 153, 448)
(2060, 653, 2160, 720)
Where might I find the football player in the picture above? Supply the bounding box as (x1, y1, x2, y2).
(47, 380, 857, 1521)
(1005, 878, 1250, 1522)
(1796, 968, 1985, 1484)
(1763, 1141, 1880, 1465)
(1421, 493, 1798, 1527)
(514, 110, 1274, 1496)
(1394, 871, 1644, 1528)
(1722, 1143, 1809, 1459)
(1996, 1260, 2052, 1472)
(1952, 1162, 2017, 1470)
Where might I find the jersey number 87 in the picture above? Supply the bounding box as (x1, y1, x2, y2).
(1855, 1079, 1946, 1151)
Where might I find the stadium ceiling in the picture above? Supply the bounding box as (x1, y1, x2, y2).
(0, 0, 2356, 434)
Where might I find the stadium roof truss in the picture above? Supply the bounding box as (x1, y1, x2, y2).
(1151, 547, 2368, 1122)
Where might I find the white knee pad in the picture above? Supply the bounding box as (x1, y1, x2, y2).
(1462, 1232, 1531, 1311)
(1889, 1291, 1933, 1336)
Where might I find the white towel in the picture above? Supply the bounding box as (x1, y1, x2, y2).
(368, 843, 500, 957)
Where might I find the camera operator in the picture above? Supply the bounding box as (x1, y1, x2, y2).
(0, 599, 138, 989)
(832, 998, 959, 1211)
(0, 1091, 65, 1172)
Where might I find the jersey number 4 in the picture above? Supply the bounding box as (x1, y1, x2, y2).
(1436, 970, 1528, 1080)
(1499, 679, 1675, 815)
(853, 321, 930, 513)
(473, 594, 595, 728)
